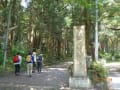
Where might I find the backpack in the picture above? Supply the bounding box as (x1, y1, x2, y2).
(37, 56, 42, 62)
(26, 55, 31, 62)
(13, 55, 19, 63)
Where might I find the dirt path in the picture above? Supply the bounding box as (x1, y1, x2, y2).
(0, 62, 72, 90)
(2, 62, 118, 90)
(105, 62, 120, 90)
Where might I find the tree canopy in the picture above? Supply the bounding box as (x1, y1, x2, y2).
(0, 0, 120, 68)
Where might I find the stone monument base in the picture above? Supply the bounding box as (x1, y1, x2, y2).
(69, 76, 92, 90)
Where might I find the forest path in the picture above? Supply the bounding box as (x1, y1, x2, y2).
(1, 61, 119, 90)
(0, 62, 72, 90)
(105, 62, 120, 90)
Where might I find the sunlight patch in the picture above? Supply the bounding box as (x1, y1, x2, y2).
(48, 68, 67, 71)
(30, 87, 37, 90)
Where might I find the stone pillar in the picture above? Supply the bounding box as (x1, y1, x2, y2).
(69, 25, 91, 90)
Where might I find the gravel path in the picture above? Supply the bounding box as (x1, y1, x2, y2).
(105, 62, 120, 90)
(0, 62, 71, 90)
(2, 62, 119, 90)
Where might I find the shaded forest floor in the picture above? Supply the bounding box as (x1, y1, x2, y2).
(0, 61, 120, 90)
(0, 62, 72, 90)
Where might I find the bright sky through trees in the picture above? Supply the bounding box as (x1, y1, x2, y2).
(21, 0, 31, 8)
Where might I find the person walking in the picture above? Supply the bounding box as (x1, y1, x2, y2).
(37, 54, 43, 73)
(17, 52, 22, 73)
(31, 50, 37, 73)
(26, 53, 33, 77)
(13, 53, 20, 76)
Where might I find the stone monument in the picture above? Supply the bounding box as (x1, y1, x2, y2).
(69, 25, 91, 90)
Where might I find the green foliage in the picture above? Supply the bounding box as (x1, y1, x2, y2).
(114, 51, 120, 58)
(99, 52, 112, 62)
(0, 50, 4, 65)
(43, 54, 65, 66)
(12, 46, 28, 56)
(88, 61, 108, 82)
(99, 51, 120, 62)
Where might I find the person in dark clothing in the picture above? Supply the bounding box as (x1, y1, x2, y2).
(37, 54, 43, 73)
(13, 53, 20, 76)
(14, 64, 20, 75)
(31, 51, 37, 73)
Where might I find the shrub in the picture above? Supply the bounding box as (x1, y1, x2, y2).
(114, 51, 120, 60)
(99, 52, 112, 62)
(88, 61, 108, 83)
